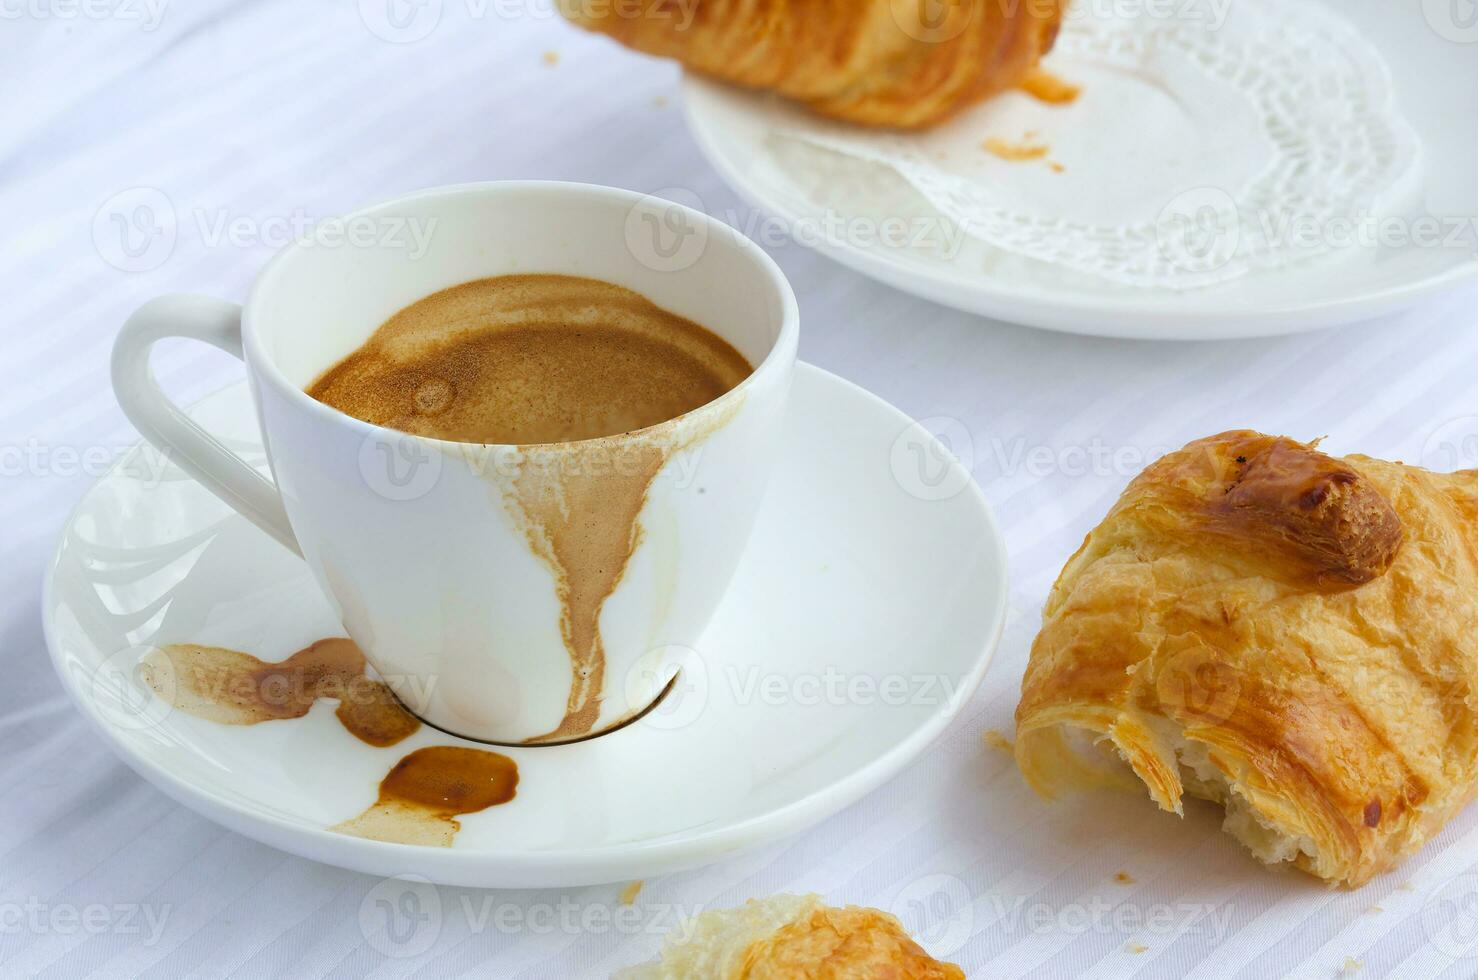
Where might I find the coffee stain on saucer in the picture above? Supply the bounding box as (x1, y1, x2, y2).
(140, 638, 420, 747)
(331, 745, 518, 846)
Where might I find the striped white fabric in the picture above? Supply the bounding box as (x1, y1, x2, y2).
(3, 2, 1478, 978)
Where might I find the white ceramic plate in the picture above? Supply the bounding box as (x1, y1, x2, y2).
(681, 0, 1478, 340)
(43, 363, 1008, 888)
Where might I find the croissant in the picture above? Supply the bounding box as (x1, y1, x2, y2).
(1015, 430, 1478, 887)
(615, 894, 964, 978)
(557, 0, 1066, 128)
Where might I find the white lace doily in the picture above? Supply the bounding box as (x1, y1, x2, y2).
(770, 0, 1422, 290)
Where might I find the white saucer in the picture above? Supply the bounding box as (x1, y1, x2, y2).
(682, 0, 1478, 340)
(43, 363, 1007, 888)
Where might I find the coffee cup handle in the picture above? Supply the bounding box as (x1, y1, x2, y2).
(112, 294, 301, 556)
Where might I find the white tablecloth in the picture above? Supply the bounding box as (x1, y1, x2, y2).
(5, 3, 1478, 977)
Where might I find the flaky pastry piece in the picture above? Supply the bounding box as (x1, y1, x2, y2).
(558, 0, 1065, 128)
(616, 894, 964, 978)
(1016, 430, 1478, 887)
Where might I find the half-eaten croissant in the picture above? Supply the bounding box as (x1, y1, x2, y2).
(1016, 430, 1478, 887)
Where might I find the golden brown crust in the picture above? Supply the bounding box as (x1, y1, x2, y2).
(1116, 432, 1404, 587)
(1015, 430, 1478, 887)
(558, 0, 1065, 129)
(740, 905, 965, 979)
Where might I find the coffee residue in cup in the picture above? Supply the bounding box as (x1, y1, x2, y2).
(330, 745, 519, 846)
(140, 638, 421, 747)
(305, 274, 752, 445)
(305, 272, 754, 744)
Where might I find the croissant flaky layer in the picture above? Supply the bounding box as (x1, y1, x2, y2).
(616, 894, 964, 978)
(558, 0, 1066, 128)
(1015, 430, 1478, 887)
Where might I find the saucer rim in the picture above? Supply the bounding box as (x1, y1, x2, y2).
(42, 362, 1008, 885)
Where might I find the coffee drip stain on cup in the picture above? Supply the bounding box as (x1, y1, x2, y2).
(140, 638, 420, 747)
(308, 274, 753, 743)
(488, 393, 743, 743)
(330, 745, 519, 847)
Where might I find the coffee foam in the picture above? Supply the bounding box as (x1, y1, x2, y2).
(307, 274, 752, 446)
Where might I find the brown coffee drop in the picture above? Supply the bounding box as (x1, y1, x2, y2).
(330, 746, 518, 846)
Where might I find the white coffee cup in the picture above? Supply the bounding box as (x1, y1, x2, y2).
(111, 181, 798, 744)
